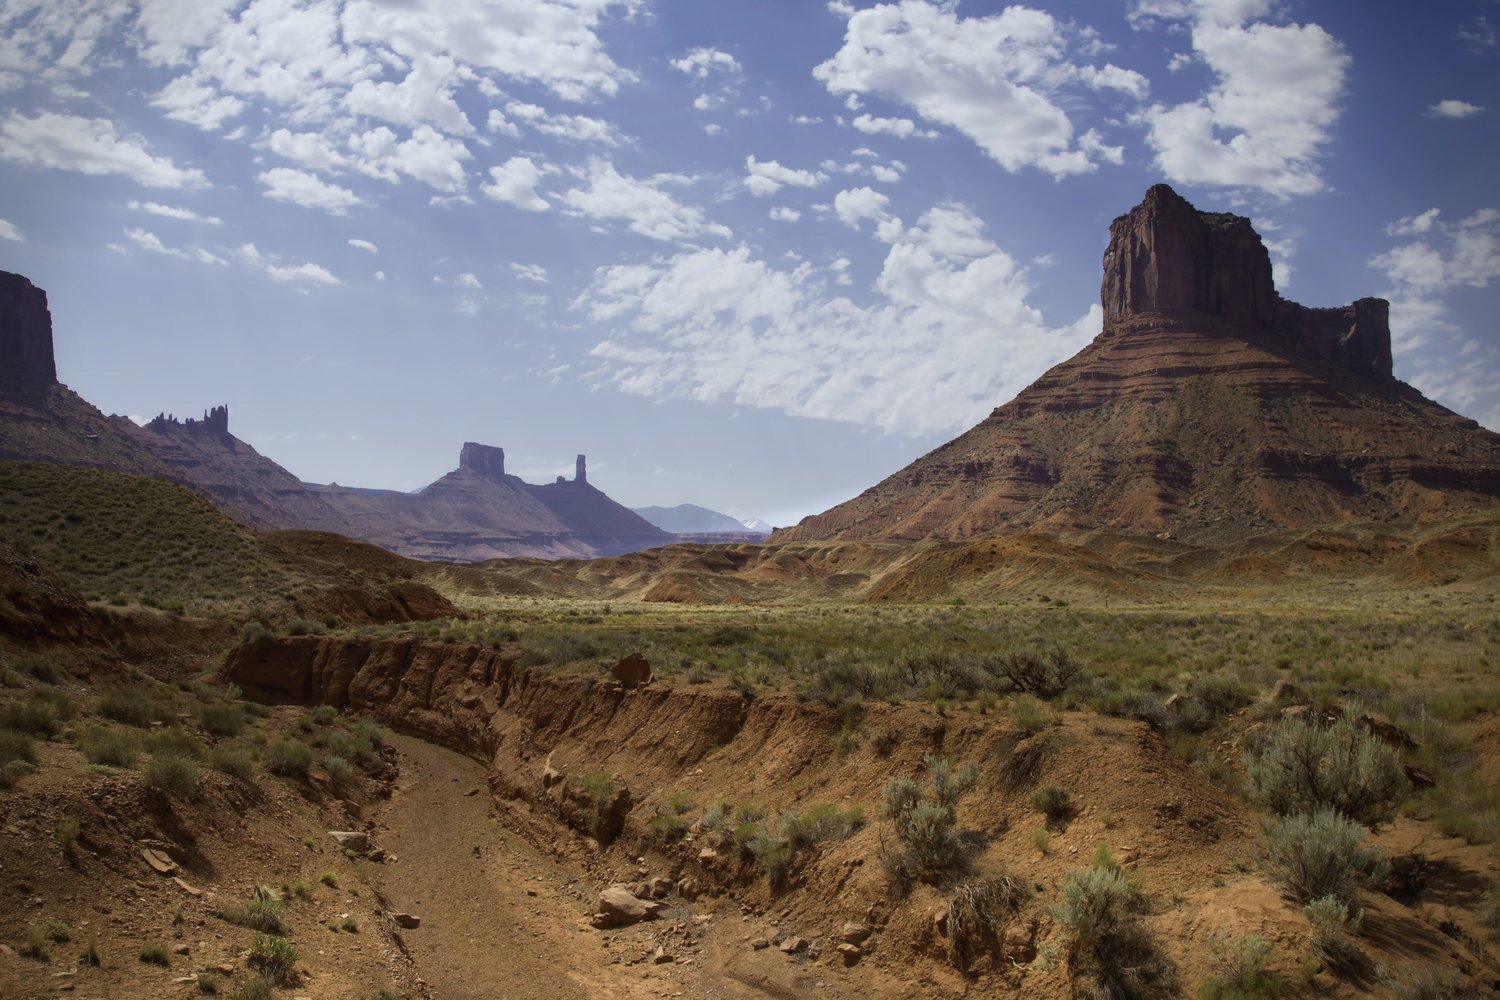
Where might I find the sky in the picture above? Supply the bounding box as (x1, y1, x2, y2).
(0, 0, 1496, 530)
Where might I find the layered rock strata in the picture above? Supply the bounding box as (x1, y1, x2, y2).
(774, 185, 1500, 545)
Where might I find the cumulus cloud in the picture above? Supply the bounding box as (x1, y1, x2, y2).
(0, 111, 208, 188)
(1429, 100, 1484, 119)
(671, 47, 741, 77)
(555, 159, 730, 242)
(769, 206, 801, 222)
(0, 0, 133, 89)
(128, 200, 223, 223)
(481, 156, 550, 211)
(1371, 206, 1500, 429)
(1134, 0, 1350, 197)
(505, 102, 624, 144)
(833, 186, 892, 231)
(258, 167, 362, 214)
(511, 262, 549, 282)
(457, 272, 483, 289)
(816, 2, 1145, 177)
(744, 155, 827, 196)
(152, 74, 245, 130)
(0, 218, 20, 241)
(124, 227, 186, 257)
(268, 261, 339, 284)
(346, 125, 471, 192)
(268, 129, 348, 171)
(136, 0, 240, 66)
(577, 201, 1099, 434)
(348, 238, 378, 252)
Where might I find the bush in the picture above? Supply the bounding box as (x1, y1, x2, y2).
(1031, 785, 1072, 818)
(12, 655, 62, 684)
(208, 743, 254, 779)
(879, 757, 980, 882)
(241, 621, 276, 654)
(0, 728, 35, 766)
(1010, 694, 1049, 733)
(1198, 930, 1281, 1000)
(351, 720, 385, 748)
(326, 731, 374, 763)
(139, 943, 170, 966)
(40, 919, 71, 942)
(1303, 894, 1362, 970)
(1246, 717, 1408, 829)
(80, 726, 139, 767)
(145, 751, 200, 797)
(145, 727, 204, 759)
(56, 813, 80, 848)
(1053, 867, 1171, 1000)
(247, 932, 299, 985)
(266, 739, 313, 777)
(201, 705, 249, 737)
(870, 727, 900, 756)
(1262, 808, 1390, 904)
(98, 689, 171, 728)
(286, 619, 326, 637)
(1, 690, 74, 737)
(320, 870, 339, 888)
(325, 754, 352, 781)
(310, 705, 339, 724)
(1378, 965, 1490, 1000)
(980, 647, 1080, 698)
(647, 811, 689, 842)
(217, 899, 287, 934)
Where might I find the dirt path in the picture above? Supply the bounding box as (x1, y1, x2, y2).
(376, 735, 705, 1000)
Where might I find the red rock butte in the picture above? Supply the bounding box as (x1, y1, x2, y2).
(773, 184, 1500, 546)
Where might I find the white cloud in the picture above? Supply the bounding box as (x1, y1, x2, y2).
(192, 247, 227, 265)
(481, 156, 550, 211)
(1388, 208, 1440, 237)
(348, 238, 378, 253)
(511, 263, 549, 282)
(870, 164, 902, 182)
(769, 206, 801, 222)
(671, 47, 741, 77)
(456, 298, 481, 315)
(124, 227, 186, 257)
(791, 115, 823, 124)
(128, 200, 223, 224)
(347, 125, 471, 192)
(1167, 52, 1193, 72)
(0, 112, 208, 188)
(0, 218, 20, 242)
(374, 270, 385, 280)
(577, 201, 1098, 435)
(816, 2, 1145, 177)
(1135, 0, 1350, 198)
(833, 186, 892, 230)
(258, 167, 362, 214)
(555, 159, 730, 242)
(704, 124, 724, 136)
(487, 108, 521, 137)
(152, 74, 246, 130)
(136, 0, 240, 66)
(744, 155, 827, 196)
(268, 129, 349, 171)
(852, 114, 916, 139)
(267, 261, 339, 285)
(457, 272, 482, 289)
(504, 101, 623, 144)
(0, 0, 133, 88)
(1429, 100, 1484, 119)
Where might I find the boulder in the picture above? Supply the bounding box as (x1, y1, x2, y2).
(780, 937, 809, 953)
(677, 878, 701, 899)
(837, 943, 862, 964)
(647, 876, 673, 899)
(592, 886, 667, 928)
(329, 830, 368, 851)
(841, 921, 872, 945)
(1004, 920, 1038, 962)
(611, 653, 652, 688)
(392, 913, 421, 929)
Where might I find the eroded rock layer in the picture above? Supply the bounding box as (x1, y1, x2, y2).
(774, 185, 1500, 545)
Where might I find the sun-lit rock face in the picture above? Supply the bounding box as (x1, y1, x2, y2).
(772, 185, 1500, 546)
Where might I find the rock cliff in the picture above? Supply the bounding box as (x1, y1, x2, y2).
(774, 185, 1500, 545)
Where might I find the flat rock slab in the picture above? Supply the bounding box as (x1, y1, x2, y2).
(140, 849, 177, 875)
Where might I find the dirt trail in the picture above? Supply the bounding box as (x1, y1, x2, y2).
(378, 735, 705, 1000)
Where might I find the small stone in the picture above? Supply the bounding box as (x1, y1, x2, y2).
(392, 913, 421, 929)
(836, 943, 862, 964)
(841, 922, 872, 945)
(526, 889, 537, 897)
(750, 938, 770, 950)
(647, 877, 673, 899)
(172, 943, 191, 955)
(697, 849, 718, 862)
(140, 849, 177, 875)
(652, 947, 675, 964)
(172, 877, 201, 897)
(780, 937, 809, 953)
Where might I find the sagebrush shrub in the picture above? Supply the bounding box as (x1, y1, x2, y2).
(1052, 867, 1171, 1000)
(208, 743, 254, 779)
(1245, 717, 1407, 829)
(247, 933, 298, 985)
(200, 706, 248, 737)
(1199, 929, 1281, 1000)
(325, 754, 352, 781)
(265, 740, 313, 777)
(99, 689, 172, 728)
(1303, 894, 1362, 969)
(80, 726, 138, 767)
(1031, 784, 1072, 817)
(1263, 808, 1390, 904)
(0, 728, 35, 766)
(145, 751, 200, 797)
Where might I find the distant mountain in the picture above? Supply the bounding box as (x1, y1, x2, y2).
(632, 503, 761, 533)
(774, 185, 1500, 547)
(740, 518, 772, 533)
(0, 270, 675, 562)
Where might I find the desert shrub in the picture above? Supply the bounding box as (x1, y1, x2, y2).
(18, 925, 50, 960)
(699, 801, 731, 836)
(0, 727, 35, 765)
(208, 743, 254, 778)
(286, 618, 326, 637)
(578, 770, 615, 811)
(325, 754, 352, 781)
(1262, 808, 1390, 904)
(1030, 828, 1052, 853)
(78, 926, 99, 966)
(1031, 784, 1072, 818)
(341, 915, 358, 932)
(265, 739, 313, 777)
(230, 976, 275, 1000)
(1245, 717, 1407, 829)
(326, 730, 374, 763)
(13, 655, 62, 684)
(1, 690, 74, 737)
(1053, 867, 1171, 1000)
(139, 943, 170, 966)
(201, 705, 249, 737)
(218, 899, 287, 934)
(1303, 894, 1362, 970)
(241, 621, 276, 654)
(880, 756, 980, 882)
(40, 919, 70, 942)
(995, 736, 1051, 791)
(1198, 930, 1281, 1000)
(870, 727, 900, 756)
(1378, 965, 1490, 1000)
(80, 726, 139, 767)
(145, 751, 200, 796)
(351, 720, 385, 748)
(247, 933, 299, 985)
(781, 802, 863, 849)
(1009, 694, 1049, 733)
(310, 704, 339, 724)
(980, 646, 1081, 699)
(1191, 674, 1258, 717)
(55, 813, 80, 847)
(99, 689, 172, 728)
(647, 811, 689, 842)
(759, 841, 792, 884)
(320, 869, 339, 888)
(145, 727, 204, 759)
(197, 972, 218, 993)
(946, 875, 1027, 970)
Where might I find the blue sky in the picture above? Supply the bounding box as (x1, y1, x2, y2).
(0, 0, 1495, 529)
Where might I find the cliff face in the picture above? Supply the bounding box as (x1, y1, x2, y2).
(0, 271, 55, 385)
(774, 185, 1500, 546)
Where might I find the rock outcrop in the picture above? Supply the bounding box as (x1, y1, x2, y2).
(773, 184, 1500, 545)
(0, 271, 55, 386)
